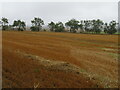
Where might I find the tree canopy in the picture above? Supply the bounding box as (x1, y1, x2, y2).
(0, 17, 9, 30)
(13, 20, 26, 31)
(48, 22, 65, 32)
(65, 19, 79, 33)
(30, 17, 44, 31)
(1, 17, 118, 34)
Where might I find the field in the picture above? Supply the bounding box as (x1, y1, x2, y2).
(2, 31, 119, 88)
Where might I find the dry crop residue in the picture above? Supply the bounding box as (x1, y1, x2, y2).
(2, 31, 119, 88)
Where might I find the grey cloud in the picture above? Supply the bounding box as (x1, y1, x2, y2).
(1, 2, 118, 26)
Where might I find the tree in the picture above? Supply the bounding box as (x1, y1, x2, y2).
(13, 20, 18, 29)
(13, 20, 26, 31)
(54, 22, 65, 32)
(20, 21, 26, 31)
(0, 21, 2, 29)
(65, 19, 79, 33)
(48, 21, 55, 31)
(30, 17, 44, 31)
(104, 23, 109, 34)
(78, 20, 84, 33)
(48, 21, 64, 32)
(92, 19, 104, 34)
(84, 20, 91, 33)
(107, 21, 117, 34)
(0, 17, 9, 30)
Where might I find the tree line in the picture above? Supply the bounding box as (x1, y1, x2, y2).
(0, 17, 119, 34)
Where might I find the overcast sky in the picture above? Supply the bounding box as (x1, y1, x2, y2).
(0, 2, 118, 26)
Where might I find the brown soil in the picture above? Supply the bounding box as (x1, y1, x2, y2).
(2, 31, 119, 88)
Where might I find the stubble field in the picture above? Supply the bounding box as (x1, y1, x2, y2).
(2, 31, 119, 88)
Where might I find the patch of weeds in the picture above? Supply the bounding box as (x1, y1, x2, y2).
(80, 69, 86, 73)
(94, 84, 99, 88)
(108, 53, 118, 59)
(118, 55, 120, 60)
(34, 68, 40, 73)
(101, 48, 115, 51)
(104, 84, 110, 88)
